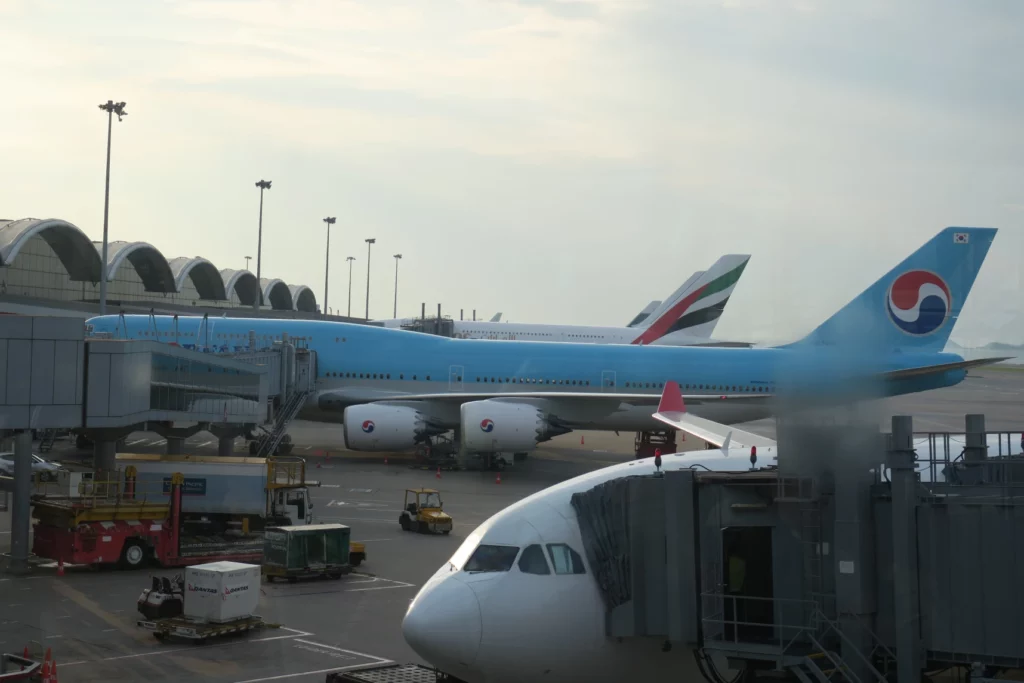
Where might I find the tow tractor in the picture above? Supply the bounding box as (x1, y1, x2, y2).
(399, 488, 453, 534)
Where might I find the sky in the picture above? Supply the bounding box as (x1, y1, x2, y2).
(1, 0, 1022, 345)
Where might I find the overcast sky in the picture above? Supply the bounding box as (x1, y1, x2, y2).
(1, 0, 1021, 345)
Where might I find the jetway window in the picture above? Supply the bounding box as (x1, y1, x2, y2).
(518, 544, 550, 575)
(464, 544, 520, 573)
(546, 544, 585, 575)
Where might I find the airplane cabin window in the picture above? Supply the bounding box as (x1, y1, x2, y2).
(518, 544, 551, 575)
(464, 544, 520, 573)
(546, 543, 586, 575)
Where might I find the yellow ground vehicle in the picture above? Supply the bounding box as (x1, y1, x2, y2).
(350, 541, 366, 566)
(399, 488, 453, 534)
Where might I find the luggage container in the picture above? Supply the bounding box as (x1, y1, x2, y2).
(262, 523, 352, 582)
(184, 561, 261, 623)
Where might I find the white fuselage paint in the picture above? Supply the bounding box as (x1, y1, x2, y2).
(403, 448, 767, 683)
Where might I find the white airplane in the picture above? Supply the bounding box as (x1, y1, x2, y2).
(382, 255, 752, 346)
(625, 299, 660, 327)
(402, 378, 1022, 682)
(402, 381, 775, 683)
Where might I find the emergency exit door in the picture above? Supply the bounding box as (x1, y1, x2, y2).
(601, 370, 616, 392)
(449, 365, 464, 392)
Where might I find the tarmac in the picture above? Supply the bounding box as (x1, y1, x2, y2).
(0, 366, 1022, 682)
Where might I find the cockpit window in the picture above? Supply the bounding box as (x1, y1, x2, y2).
(464, 544, 520, 573)
(517, 544, 550, 575)
(546, 543, 586, 575)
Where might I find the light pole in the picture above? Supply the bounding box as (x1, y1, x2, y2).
(393, 254, 402, 318)
(322, 217, 336, 315)
(97, 100, 127, 316)
(254, 179, 272, 310)
(244, 256, 252, 271)
(362, 239, 374, 319)
(346, 256, 356, 317)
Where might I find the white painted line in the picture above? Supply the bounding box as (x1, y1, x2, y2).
(292, 639, 390, 661)
(0, 531, 10, 535)
(149, 439, 167, 446)
(61, 626, 311, 667)
(45, 635, 62, 639)
(301, 446, 311, 451)
(232, 660, 395, 683)
(198, 440, 214, 447)
(347, 584, 415, 592)
(356, 538, 395, 543)
(125, 439, 147, 446)
(320, 484, 340, 488)
(101, 628, 116, 632)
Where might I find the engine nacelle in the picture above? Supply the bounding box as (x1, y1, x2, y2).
(461, 400, 553, 453)
(343, 404, 437, 451)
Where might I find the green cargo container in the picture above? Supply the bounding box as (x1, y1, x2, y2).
(262, 523, 352, 581)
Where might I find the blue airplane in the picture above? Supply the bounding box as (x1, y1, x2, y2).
(86, 227, 1003, 458)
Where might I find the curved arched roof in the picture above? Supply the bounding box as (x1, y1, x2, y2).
(0, 218, 102, 281)
(221, 269, 260, 306)
(95, 240, 176, 292)
(289, 285, 317, 312)
(261, 278, 294, 310)
(168, 257, 228, 300)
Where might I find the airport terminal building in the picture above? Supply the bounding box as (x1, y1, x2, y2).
(0, 217, 336, 320)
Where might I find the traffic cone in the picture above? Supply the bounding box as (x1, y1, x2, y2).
(316, 461, 321, 469)
(495, 473, 501, 485)
(57, 559, 65, 576)
(436, 467, 441, 479)
(40, 660, 50, 683)
(384, 456, 388, 465)
(580, 435, 584, 445)
(325, 451, 331, 463)
(20, 646, 26, 670)
(50, 659, 59, 683)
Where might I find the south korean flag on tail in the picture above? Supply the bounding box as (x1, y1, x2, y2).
(954, 232, 970, 244)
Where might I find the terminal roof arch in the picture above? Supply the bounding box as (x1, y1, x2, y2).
(96, 240, 176, 292)
(221, 269, 260, 306)
(289, 285, 317, 312)
(261, 278, 294, 310)
(168, 257, 228, 300)
(0, 218, 102, 281)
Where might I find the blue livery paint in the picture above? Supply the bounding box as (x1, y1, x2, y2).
(84, 226, 998, 431)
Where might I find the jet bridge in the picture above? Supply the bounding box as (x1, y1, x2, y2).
(0, 316, 316, 574)
(570, 413, 1024, 683)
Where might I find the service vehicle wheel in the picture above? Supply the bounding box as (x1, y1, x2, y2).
(442, 530, 451, 535)
(120, 541, 146, 569)
(400, 516, 409, 531)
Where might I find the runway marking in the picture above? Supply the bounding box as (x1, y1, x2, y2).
(320, 484, 340, 488)
(233, 660, 394, 683)
(60, 627, 312, 668)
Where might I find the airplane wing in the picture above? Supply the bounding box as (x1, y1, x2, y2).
(652, 381, 777, 450)
(882, 356, 1013, 379)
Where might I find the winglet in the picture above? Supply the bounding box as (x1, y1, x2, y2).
(658, 380, 686, 414)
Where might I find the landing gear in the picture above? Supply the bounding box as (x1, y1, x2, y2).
(634, 430, 677, 459)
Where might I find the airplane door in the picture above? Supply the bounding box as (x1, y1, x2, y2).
(601, 370, 616, 392)
(449, 365, 464, 392)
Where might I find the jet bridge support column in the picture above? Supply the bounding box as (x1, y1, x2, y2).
(93, 439, 117, 476)
(964, 414, 987, 462)
(7, 430, 33, 575)
(833, 425, 881, 683)
(166, 437, 185, 455)
(218, 436, 234, 457)
(888, 415, 921, 683)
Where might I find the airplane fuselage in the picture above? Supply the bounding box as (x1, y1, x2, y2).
(85, 315, 969, 433)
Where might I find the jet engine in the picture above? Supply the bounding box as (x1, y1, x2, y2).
(343, 404, 444, 451)
(461, 400, 568, 453)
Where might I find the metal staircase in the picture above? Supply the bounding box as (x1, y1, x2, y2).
(254, 390, 309, 458)
(38, 429, 58, 453)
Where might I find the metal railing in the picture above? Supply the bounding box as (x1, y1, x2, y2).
(702, 592, 892, 683)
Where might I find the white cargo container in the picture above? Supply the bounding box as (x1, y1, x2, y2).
(184, 561, 261, 623)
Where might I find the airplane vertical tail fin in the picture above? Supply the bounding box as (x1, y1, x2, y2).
(631, 255, 751, 344)
(786, 227, 997, 353)
(489, 312, 502, 322)
(627, 300, 661, 328)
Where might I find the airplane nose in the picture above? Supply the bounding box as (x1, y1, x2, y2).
(403, 577, 482, 674)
